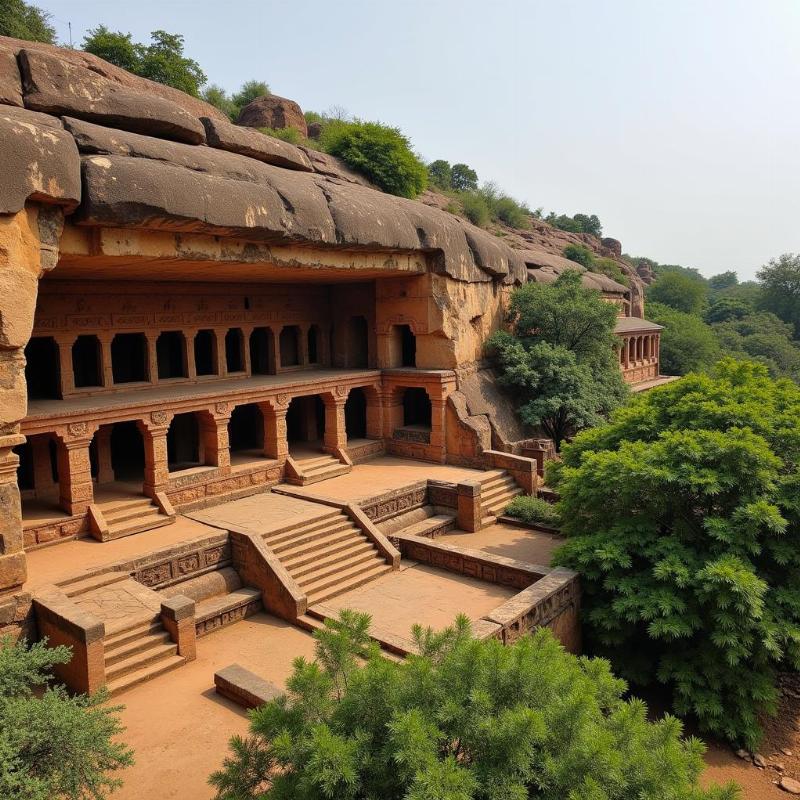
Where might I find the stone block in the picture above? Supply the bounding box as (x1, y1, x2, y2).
(0, 44, 22, 106)
(214, 663, 283, 709)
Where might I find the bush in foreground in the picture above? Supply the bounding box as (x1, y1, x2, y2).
(506, 495, 561, 527)
(551, 359, 800, 749)
(210, 611, 737, 800)
(0, 636, 133, 799)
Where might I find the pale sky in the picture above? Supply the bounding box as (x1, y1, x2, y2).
(40, 0, 800, 280)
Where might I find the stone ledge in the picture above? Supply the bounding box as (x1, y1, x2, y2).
(214, 663, 283, 709)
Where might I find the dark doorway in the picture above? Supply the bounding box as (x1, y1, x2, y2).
(345, 388, 367, 440)
(348, 316, 369, 368)
(399, 325, 416, 368)
(111, 333, 148, 384)
(307, 325, 320, 365)
(225, 328, 245, 373)
(25, 336, 61, 400)
(156, 331, 187, 379)
(402, 388, 432, 428)
(194, 330, 217, 376)
(110, 422, 145, 481)
(279, 326, 300, 367)
(72, 335, 103, 388)
(14, 441, 34, 492)
(286, 395, 325, 444)
(250, 327, 275, 375)
(167, 413, 201, 471)
(228, 403, 264, 453)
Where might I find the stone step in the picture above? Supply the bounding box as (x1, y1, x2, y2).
(482, 488, 522, 512)
(306, 563, 393, 606)
(106, 654, 185, 697)
(265, 513, 349, 547)
(270, 520, 355, 556)
(303, 458, 344, 475)
(60, 570, 128, 598)
(305, 606, 410, 661)
(195, 586, 262, 623)
(399, 514, 456, 539)
(299, 464, 350, 485)
(296, 454, 337, 469)
(481, 482, 520, 503)
(104, 611, 161, 640)
(104, 504, 159, 525)
(303, 558, 390, 603)
(260, 508, 340, 540)
(480, 474, 516, 491)
(105, 641, 178, 682)
(105, 631, 172, 667)
(479, 469, 508, 483)
(296, 548, 380, 589)
(284, 537, 373, 574)
(105, 514, 174, 541)
(96, 496, 151, 515)
(104, 621, 163, 652)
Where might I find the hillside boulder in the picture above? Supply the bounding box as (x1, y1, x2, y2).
(237, 94, 308, 137)
(0, 45, 22, 106)
(19, 49, 206, 145)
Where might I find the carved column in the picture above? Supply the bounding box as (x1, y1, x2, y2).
(186, 331, 197, 380)
(98, 332, 114, 387)
(0, 205, 67, 589)
(365, 385, 383, 439)
(139, 411, 173, 498)
(323, 392, 348, 452)
(56, 334, 75, 396)
(261, 399, 289, 461)
(240, 327, 252, 375)
(199, 404, 231, 469)
(56, 422, 97, 516)
(94, 425, 114, 484)
(429, 397, 447, 462)
(145, 332, 158, 384)
(381, 388, 402, 438)
(30, 434, 58, 500)
(215, 328, 228, 377)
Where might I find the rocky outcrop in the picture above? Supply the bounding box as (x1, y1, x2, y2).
(237, 94, 308, 136)
(19, 49, 206, 144)
(0, 45, 22, 106)
(520, 249, 629, 295)
(601, 237, 622, 257)
(299, 147, 375, 187)
(0, 108, 80, 214)
(200, 116, 312, 171)
(0, 35, 225, 122)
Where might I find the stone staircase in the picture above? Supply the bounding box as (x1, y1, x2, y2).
(288, 453, 351, 485)
(93, 493, 174, 541)
(479, 470, 523, 524)
(264, 509, 392, 606)
(376, 505, 456, 540)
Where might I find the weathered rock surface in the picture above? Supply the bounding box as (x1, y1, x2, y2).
(19, 49, 206, 144)
(0, 45, 22, 106)
(200, 116, 312, 171)
(462, 225, 527, 284)
(601, 237, 622, 257)
(299, 147, 375, 187)
(781, 776, 800, 795)
(0, 104, 63, 128)
(520, 249, 629, 294)
(237, 94, 308, 136)
(0, 109, 80, 214)
(0, 35, 225, 122)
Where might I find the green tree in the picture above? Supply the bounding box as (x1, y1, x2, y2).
(708, 270, 738, 294)
(646, 302, 720, 375)
(450, 162, 478, 191)
(427, 159, 452, 189)
(551, 359, 800, 748)
(82, 28, 206, 96)
(201, 84, 237, 119)
(647, 271, 708, 315)
(320, 120, 428, 198)
(488, 271, 628, 449)
(573, 212, 603, 237)
(231, 79, 270, 118)
(757, 253, 800, 337)
(210, 611, 737, 800)
(0, 0, 55, 43)
(704, 295, 753, 324)
(563, 243, 595, 269)
(0, 636, 133, 799)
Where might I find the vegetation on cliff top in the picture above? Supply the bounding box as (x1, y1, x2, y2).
(488, 271, 628, 450)
(0, 0, 54, 43)
(0, 636, 133, 799)
(211, 610, 736, 800)
(551, 359, 800, 749)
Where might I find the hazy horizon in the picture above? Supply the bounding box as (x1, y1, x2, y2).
(37, 0, 800, 281)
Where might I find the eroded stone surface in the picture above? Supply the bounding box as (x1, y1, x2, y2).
(237, 93, 308, 136)
(0, 44, 22, 106)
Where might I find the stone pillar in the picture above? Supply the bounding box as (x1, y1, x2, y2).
(381, 388, 402, 438)
(261, 400, 289, 461)
(31, 434, 58, 500)
(145, 332, 158, 384)
(139, 411, 173, 498)
(98, 333, 114, 387)
(240, 327, 252, 375)
(56, 423, 97, 516)
(161, 595, 196, 662)
(0, 433, 27, 589)
(323, 394, 348, 452)
(299, 324, 310, 366)
(56, 334, 75, 396)
(429, 397, 447, 462)
(186, 332, 197, 380)
(199, 405, 231, 469)
(456, 479, 483, 532)
(365, 386, 383, 439)
(215, 328, 228, 377)
(94, 425, 114, 484)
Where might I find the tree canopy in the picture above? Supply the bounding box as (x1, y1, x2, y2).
(488, 271, 627, 449)
(647, 271, 709, 315)
(0, 0, 55, 43)
(0, 636, 133, 799)
(757, 253, 800, 337)
(210, 611, 737, 800)
(646, 302, 720, 376)
(551, 359, 800, 748)
(450, 162, 478, 191)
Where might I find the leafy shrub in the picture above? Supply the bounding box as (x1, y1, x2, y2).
(318, 119, 427, 198)
(551, 359, 800, 748)
(0, 0, 55, 43)
(704, 296, 753, 324)
(493, 195, 530, 228)
(260, 126, 301, 145)
(210, 611, 737, 800)
(546, 212, 602, 237)
(459, 191, 491, 227)
(563, 243, 595, 268)
(0, 636, 133, 799)
(647, 302, 720, 375)
(593, 256, 629, 286)
(647, 271, 709, 315)
(757, 252, 800, 337)
(505, 495, 561, 527)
